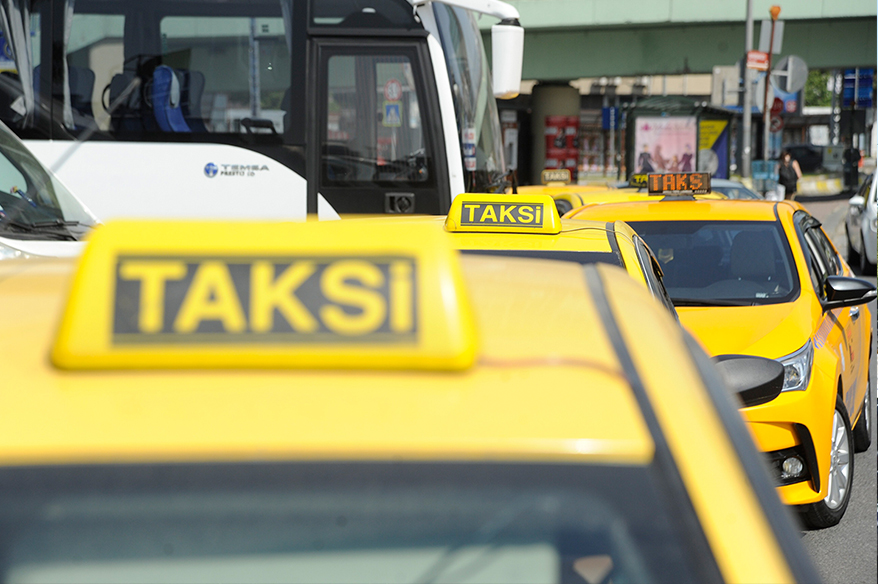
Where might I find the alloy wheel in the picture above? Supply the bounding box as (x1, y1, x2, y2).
(824, 408, 852, 510)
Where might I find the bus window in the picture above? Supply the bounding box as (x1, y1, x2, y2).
(67, 1, 292, 141)
(160, 16, 290, 134)
(67, 14, 124, 132)
(324, 55, 427, 184)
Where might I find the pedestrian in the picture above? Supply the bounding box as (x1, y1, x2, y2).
(778, 150, 802, 200)
(637, 144, 654, 173)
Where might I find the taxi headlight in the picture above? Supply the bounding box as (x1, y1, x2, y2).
(777, 340, 813, 392)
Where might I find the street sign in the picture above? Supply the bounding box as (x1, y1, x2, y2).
(770, 97, 783, 115)
(758, 20, 784, 54)
(770, 56, 808, 93)
(601, 107, 618, 130)
(383, 79, 402, 102)
(842, 68, 874, 109)
(746, 50, 770, 71)
(770, 115, 784, 133)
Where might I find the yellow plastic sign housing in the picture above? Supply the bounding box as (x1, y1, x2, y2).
(629, 174, 649, 188)
(540, 168, 571, 184)
(647, 172, 711, 195)
(445, 194, 561, 234)
(52, 221, 477, 371)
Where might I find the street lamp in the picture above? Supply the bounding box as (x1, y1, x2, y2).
(763, 5, 781, 163)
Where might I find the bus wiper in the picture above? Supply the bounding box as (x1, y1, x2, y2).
(672, 297, 756, 307)
(0, 218, 77, 240)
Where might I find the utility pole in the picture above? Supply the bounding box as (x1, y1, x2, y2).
(762, 5, 781, 163)
(741, 0, 754, 177)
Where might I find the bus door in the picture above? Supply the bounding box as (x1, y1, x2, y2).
(310, 39, 449, 215)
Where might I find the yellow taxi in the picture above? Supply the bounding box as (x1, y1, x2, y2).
(517, 172, 726, 215)
(568, 172, 877, 528)
(0, 219, 820, 582)
(360, 193, 678, 317)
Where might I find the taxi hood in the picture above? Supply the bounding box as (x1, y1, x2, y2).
(678, 298, 815, 359)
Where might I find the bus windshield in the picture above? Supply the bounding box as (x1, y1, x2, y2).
(433, 5, 507, 193)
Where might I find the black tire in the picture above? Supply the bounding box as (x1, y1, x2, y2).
(859, 232, 876, 275)
(799, 394, 854, 529)
(845, 225, 860, 266)
(852, 369, 872, 452)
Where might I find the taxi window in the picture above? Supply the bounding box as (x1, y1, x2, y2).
(628, 220, 799, 306)
(793, 212, 824, 298)
(804, 223, 841, 278)
(633, 236, 679, 319)
(0, 462, 713, 584)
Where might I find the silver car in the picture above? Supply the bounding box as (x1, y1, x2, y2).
(845, 171, 877, 275)
(708, 179, 763, 200)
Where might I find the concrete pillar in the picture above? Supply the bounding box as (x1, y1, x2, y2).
(530, 83, 580, 182)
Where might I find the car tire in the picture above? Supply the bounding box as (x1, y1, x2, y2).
(860, 232, 876, 275)
(853, 370, 872, 452)
(799, 394, 854, 529)
(846, 225, 861, 266)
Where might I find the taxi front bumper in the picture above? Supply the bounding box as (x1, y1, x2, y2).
(741, 363, 838, 506)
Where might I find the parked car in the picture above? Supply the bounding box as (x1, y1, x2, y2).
(786, 144, 824, 174)
(845, 171, 877, 274)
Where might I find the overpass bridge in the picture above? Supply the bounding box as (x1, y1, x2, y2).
(482, 0, 876, 80)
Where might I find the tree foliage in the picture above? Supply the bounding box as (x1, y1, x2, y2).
(804, 70, 832, 107)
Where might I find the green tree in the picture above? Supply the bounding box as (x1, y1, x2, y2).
(804, 70, 832, 107)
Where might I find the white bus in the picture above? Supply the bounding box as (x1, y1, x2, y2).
(0, 0, 523, 220)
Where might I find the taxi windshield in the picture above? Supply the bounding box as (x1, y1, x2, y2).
(0, 462, 710, 584)
(0, 122, 96, 241)
(627, 220, 799, 306)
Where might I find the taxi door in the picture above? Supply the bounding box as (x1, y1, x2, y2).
(798, 213, 865, 416)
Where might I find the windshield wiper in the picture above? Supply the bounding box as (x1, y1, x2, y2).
(672, 297, 758, 307)
(0, 218, 78, 240)
(30, 219, 90, 229)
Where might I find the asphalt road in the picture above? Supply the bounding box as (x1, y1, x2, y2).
(797, 196, 877, 584)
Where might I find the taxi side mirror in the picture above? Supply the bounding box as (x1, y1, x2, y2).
(848, 195, 866, 208)
(711, 355, 784, 408)
(822, 276, 877, 311)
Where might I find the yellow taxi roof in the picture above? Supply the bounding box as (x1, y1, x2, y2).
(0, 252, 668, 467)
(568, 198, 789, 222)
(382, 214, 622, 252)
(348, 213, 651, 289)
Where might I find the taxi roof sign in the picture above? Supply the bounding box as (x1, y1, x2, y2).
(647, 172, 711, 195)
(445, 194, 561, 235)
(628, 174, 649, 188)
(541, 168, 571, 185)
(52, 221, 477, 371)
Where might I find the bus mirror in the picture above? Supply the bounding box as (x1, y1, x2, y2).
(491, 19, 523, 99)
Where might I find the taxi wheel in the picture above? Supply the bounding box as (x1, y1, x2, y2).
(852, 371, 872, 452)
(800, 395, 854, 529)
